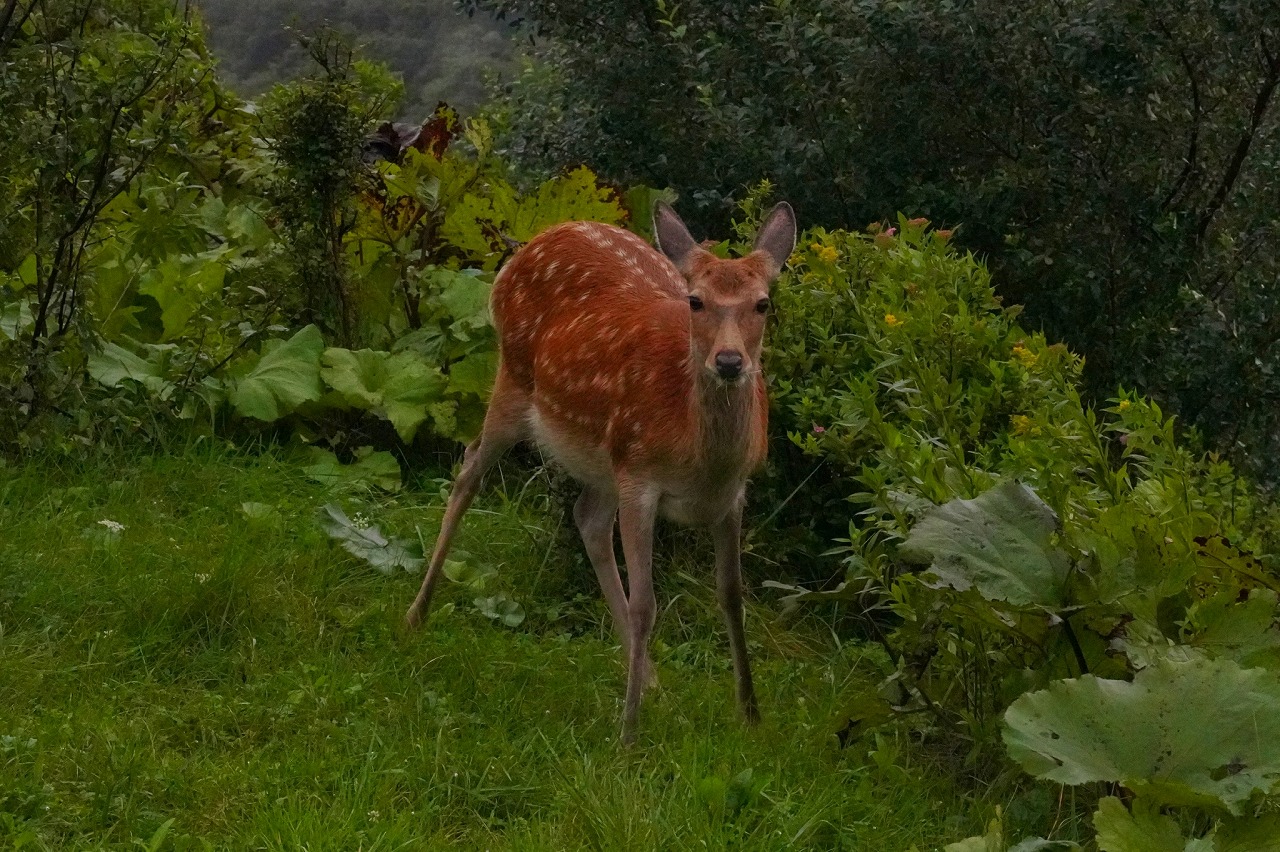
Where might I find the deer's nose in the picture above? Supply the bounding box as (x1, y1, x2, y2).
(715, 350, 744, 379)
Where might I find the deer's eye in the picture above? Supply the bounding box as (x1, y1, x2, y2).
(688, 295, 705, 311)
(755, 298, 771, 314)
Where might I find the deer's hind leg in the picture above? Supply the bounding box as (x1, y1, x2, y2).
(617, 483, 660, 744)
(406, 369, 529, 629)
(573, 485, 630, 651)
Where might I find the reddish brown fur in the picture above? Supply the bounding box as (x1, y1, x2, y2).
(492, 221, 769, 482)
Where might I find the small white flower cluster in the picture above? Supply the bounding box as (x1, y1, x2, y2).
(97, 519, 125, 533)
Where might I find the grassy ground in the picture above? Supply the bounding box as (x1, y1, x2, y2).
(0, 441, 997, 849)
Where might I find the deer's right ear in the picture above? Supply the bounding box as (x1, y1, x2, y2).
(753, 202, 798, 279)
(653, 202, 699, 274)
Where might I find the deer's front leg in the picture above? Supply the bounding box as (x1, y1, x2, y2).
(617, 483, 659, 745)
(712, 502, 759, 724)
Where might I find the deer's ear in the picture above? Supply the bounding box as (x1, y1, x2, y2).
(653, 202, 700, 274)
(753, 202, 797, 279)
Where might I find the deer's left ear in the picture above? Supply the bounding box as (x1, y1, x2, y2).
(753, 202, 797, 279)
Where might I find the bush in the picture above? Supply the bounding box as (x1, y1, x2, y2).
(760, 211, 1280, 845)
(259, 29, 403, 347)
(0, 0, 217, 448)
(767, 212, 1274, 709)
(81, 92, 653, 458)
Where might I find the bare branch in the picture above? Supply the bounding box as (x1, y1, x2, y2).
(1152, 17, 1203, 212)
(0, 0, 35, 60)
(1196, 35, 1280, 241)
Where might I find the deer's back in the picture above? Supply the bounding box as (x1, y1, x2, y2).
(491, 221, 699, 473)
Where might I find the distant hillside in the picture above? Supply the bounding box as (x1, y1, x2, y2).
(192, 0, 516, 119)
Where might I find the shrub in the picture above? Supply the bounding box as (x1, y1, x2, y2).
(766, 213, 1274, 714)
(760, 210, 1280, 844)
(0, 0, 216, 448)
(258, 29, 403, 347)
(84, 95, 651, 456)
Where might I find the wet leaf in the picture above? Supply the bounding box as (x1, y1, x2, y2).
(1004, 656, 1280, 813)
(318, 503, 423, 575)
(899, 480, 1070, 608)
(229, 325, 325, 422)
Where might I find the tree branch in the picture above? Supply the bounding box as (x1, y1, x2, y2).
(0, 0, 34, 60)
(1154, 20, 1202, 212)
(1196, 33, 1280, 242)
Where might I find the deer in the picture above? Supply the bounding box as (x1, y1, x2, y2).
(405, 201, 797, 743)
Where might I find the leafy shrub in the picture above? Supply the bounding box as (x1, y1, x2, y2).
(761, 212, 1280, 843)
(259, 28, 403, 346)
(768, 214, 1275, 716)
(0, 0, 218, 447)
(85, 94, 647, 454)
(0, 0, 652, 457)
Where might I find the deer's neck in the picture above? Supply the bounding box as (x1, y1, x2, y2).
(690, 371, 763, 476)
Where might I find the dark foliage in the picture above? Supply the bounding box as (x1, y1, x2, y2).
(259, 29, 401, 346)
(0, 0, 213, 439)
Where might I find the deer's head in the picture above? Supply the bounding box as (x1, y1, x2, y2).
(654, 202, 797, 385)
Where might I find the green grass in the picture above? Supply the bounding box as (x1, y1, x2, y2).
(0, 441, 996, 849)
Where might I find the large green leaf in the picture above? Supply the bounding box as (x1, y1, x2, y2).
(434, 268, 492, 326)
(1003, 656, 1280, 814)
(1092, 797, 1188, 852)
(439, 183, 517, 268)
(318, 503, 424, 575)
(438, 165, 627, 268)
(1184, 589, 1280, 671)
(229, 325, 325, 422)
(301, 446, 402, 493)
(0, 298, 34, 341)
(138, 251, 227, 340)
(87, 342, 172, 396)
(447, 351, 497, 398)
(320, 347, 447, 442)
(898, 480, 1071, 608)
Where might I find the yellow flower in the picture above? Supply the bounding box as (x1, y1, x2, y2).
(1010, 414, 1035, 436)
(1117, 399, 1131, 412)
(1011, 343, 1038, 367)
(884, 313, 900, 326)
(808, 242, 838, 263)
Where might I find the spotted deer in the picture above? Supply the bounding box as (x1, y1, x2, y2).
(406, 201, 797, 743)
